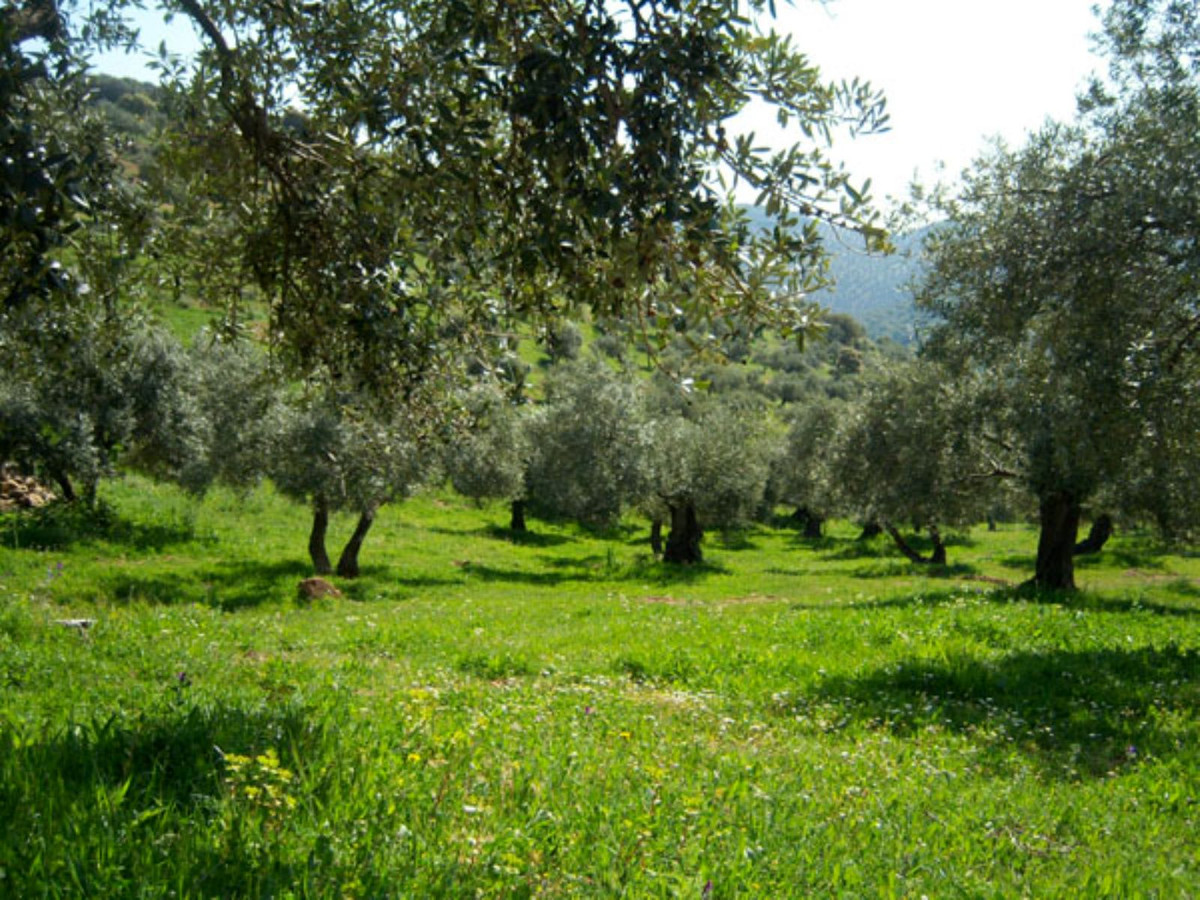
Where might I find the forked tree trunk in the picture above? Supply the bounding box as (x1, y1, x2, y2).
(1074, 514, 1113, 556)
(309, 498, 332, 575)
(336, 505, 377, 578)
(883, 522, 948, 565)
(510, 498, 527, 533)
(663, 502, 703, 564)
(1031, 491, 1080, 591)
(649, 518, 664, 556)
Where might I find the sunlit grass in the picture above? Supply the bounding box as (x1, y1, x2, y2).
(1, 477, 1198, 896)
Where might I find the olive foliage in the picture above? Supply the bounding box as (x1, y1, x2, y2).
(915, 0, 1200, 588)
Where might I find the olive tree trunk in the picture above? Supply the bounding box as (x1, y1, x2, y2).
(52, 471, 77, 504)
(509, 498, 527, 533)
(792, 506, 824, 539)
(309, 497, 332, 575)
(1074, 514, 1113, 556)
(336, 505, 377, 578)
(1031, 491, 1080, 591)
(663, 502, 703, 564)
(883, 522, 947, 565)
(649, 518, 664, 556)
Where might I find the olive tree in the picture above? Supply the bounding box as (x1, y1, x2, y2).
(640, 391, 779, 564)
(269, 393, 435, 577)
(525, 361, 649, 530)
(827, 361, 993, 566)
(0, 322, 202, 505)
(915, 0, 1200, 589)
(442, 382, 532, 532)
(89, 0, 887, 403)
(769, 395, 848, 538)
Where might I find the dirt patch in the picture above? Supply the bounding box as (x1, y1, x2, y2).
(716, 593, 784, 606)
(639, 595, 688, 606)
(298, 577, 343, 600)
(1122, 569, 1176, 582)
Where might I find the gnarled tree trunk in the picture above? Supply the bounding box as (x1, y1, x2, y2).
(1074, 514, 1113, 556)
(336, 504, 377, 578)
(649, 518, 664, 556)
(792, 506, 823, 539)
(663, 502, 702, 564)
(883, 522, 947, 565)
(1031, 491, 1080, 591)
(52, 471, 77, 504)
(510, 498, 527, 533)
(309, 497, 332, 575)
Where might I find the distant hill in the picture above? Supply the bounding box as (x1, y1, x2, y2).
(740, 205, 934, 345)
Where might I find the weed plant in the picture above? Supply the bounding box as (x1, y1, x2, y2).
(1, 476, 1198, 897)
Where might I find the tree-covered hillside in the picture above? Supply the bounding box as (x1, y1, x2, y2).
(740, 204, 931, 344)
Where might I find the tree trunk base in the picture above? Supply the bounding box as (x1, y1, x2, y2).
(1074, 514, 1113, 556)
(336, 506, 377, 579)
(884, 522, 947, 566)
(649, 518, 663, 556)
(309, 500, 332, 576)
(792, 506, 823, 539)
(510, 499, 527, 533)
(1031, 492, 1080, 591)
(663, 503, 702, 564)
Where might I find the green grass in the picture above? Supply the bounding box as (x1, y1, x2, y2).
(2, 478, 1199, 897)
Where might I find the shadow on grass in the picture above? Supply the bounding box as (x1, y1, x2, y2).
(0, 697, 342, 894)
(1, 501, 207, 553)
(96, 559, 311, 610)
(805, 644, 1200, 779)
(462, 555, 727, 587)
(0, 697, 326, 811)
(427, 523, 575, 548)
(849, 561, 982, 580)
(815, 538, 893, 561)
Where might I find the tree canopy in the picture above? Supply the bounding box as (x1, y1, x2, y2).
(916, 0, 1200, 589)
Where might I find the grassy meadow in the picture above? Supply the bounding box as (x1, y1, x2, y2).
(1, 477, 1198, 897)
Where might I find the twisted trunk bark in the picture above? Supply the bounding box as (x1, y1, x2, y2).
(649, 518, 663, 556)
(792, 506, 824, 539)
(509, 498, 527, 533)
(663, 502, 702, 564)
(1074, 514, 1113, 556)
(309, 497, 332, 575)
(1031, 491, 1080, 591)
(336, 505, 377, 578)
(883, 522, 947, 565)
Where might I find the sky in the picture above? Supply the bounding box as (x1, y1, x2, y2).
(90, 0, 1106, 209)
(748, 0, 1104, 205)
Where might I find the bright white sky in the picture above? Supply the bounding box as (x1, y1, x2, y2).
(91, 0, 1105, 208)
(754, 0, 1104, 206)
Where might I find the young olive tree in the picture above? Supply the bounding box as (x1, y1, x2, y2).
(269, 393, 435, 578)
(828, 361, 993, 566)
(525, 361, 649, 530)
(0, 322, 202, 505)
(443, 382, 532, 532)
(916, 0, 1200, 588)
(641, 394, 779, 564)
(769, 395, 848, 538)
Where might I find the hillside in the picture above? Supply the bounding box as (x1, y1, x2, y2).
(739, 204, 933, 344)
